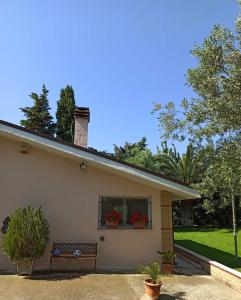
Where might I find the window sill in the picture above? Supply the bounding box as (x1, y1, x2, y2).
(97, 227, 153, 230)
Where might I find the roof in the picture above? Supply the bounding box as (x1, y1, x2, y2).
(0, 119, 200, 200)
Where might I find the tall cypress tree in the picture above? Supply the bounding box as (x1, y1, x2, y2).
(56, 85, 76, 142)
(20, 84, 55, 136)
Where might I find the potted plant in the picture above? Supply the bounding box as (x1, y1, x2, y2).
(2, 204, 49, 275)
(105, 210, 121, 227)
(157, 251, 176, 274)
(130, 211, 148, 228)
(139, 262, 162, 299)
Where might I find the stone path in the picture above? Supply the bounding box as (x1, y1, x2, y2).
(0, 257, 240, 300)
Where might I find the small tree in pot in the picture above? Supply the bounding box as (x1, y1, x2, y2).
(139, 262, 162, 299)
(157, 251, 176, 274)
(2, 204, 49, 275)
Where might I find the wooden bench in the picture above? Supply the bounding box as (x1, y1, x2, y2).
(49, 242, 97, 271)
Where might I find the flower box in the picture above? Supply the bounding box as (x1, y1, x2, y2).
(133, 221, 146, 228)
(105, 220, 119, 228)
(105, 210, 121, 228)
(130, 211, 148, 228)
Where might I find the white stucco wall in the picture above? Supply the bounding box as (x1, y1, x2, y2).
(0, 135, 163, 272)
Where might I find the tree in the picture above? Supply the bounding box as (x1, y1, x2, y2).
(158, 143, 201, 226)
(56, 85, 76, 142)
(113, 137, 161, 172)
(198, 140, 241, 259)
(20, 85, 55, 136)
(158, 143, 200, 184)
(2, 204, 49, 275)
(154, 13, 241, 259)
(126, 148, 161, 172)
(113, 137, 148, 160)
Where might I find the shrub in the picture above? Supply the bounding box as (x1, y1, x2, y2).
(157, 251, 176, 263)
(138, 262, 161, 284)
(2, 204, 49, 266)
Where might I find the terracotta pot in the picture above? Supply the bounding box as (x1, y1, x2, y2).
(17, 258, 34, 276)
(162, 263, 173, 274)
(105, 220, 119, 227)
(133, 221, 146, 228)
(144, 279, 162, 299)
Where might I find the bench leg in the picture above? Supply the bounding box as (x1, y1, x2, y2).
(94, 257, 96, 272)
(49, 257, 53, 272)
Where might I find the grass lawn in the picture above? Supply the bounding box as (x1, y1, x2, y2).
(174, 227, 241, 272)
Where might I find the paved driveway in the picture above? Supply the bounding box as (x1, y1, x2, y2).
(0, 257, 240, 300)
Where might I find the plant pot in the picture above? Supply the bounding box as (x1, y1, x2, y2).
(162, 262, 173, 274)
(133, 221, 146, 228)
(105, 220, 119, 227)
(144, 279, 162, 299)
(17, 258, 34, 276)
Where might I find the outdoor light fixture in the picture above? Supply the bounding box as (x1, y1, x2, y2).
(80, 160, 88, 171)
(20, 143, 28, 154)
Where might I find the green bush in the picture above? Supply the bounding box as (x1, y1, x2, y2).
(138, 262, 161, 284)
(2, 204, 49, 265)
(157, 251, 176, 263)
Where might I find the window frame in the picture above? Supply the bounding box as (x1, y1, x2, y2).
(98, 196, 152, 229)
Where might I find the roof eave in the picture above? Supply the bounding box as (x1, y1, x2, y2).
(0, 121, 200, 200)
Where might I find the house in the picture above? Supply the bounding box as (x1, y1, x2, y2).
(0, 107, 200, 272)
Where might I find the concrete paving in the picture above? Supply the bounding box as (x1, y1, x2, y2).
(0, 256, 240, 300)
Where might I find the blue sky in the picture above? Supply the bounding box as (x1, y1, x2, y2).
(0, 0, 239, 153)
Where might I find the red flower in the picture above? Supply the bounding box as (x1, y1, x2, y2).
(130, 211, 148, 224)
(105, 210, 121, 222)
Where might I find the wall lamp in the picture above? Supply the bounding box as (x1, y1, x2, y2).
(80, 160, 88, 171)
(20, 143, 28, 154)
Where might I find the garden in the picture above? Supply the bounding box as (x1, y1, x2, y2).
(175, 227, 241, 272)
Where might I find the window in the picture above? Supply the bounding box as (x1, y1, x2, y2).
(98, 196, 152, 228)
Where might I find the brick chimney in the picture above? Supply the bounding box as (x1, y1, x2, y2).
(74, 107, 90, 147)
